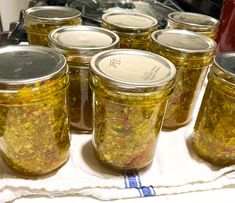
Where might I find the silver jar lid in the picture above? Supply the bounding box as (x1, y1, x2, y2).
(151, 29, 216, 53)
(102, 12, 158, 31)
(23, 6, 81, 21)
(214, 52, 235, 76)
(0, 46, 67, 85)
(48, 26, 119, 54)
(168, 12, 219, 30)
(90, 49, 176, 91)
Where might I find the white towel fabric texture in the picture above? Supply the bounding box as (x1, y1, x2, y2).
(0, 87, 235, 202)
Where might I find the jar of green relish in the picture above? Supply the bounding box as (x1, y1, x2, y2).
(167, 12, 219, 39)
(193, 52, 235, 166)
(48, 26, 119, 134)
(101, 12, 158, 50)
(90, 49, 176, 172)
(23, 6, 82, 46)
(0, 46, 70, 176)
(151, 29, 216, 130)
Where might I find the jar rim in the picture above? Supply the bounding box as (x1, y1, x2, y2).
(151, 29, 216, 54)
(168, 12, 219, 30)
(213, 52, 235, 78)
(23, 6, 81, 21)
(48, 26, 120, 54)
(102, 12, 158, 32)
(90, 49, 176, 91)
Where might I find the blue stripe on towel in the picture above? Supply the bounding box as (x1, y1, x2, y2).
(124, 172, 156, 197)
(124, 173, 139, 188)
(140, 186, 156, 197)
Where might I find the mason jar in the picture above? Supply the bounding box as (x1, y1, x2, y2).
(151, 29, 216, 129)
(0, 46, 70, 176)
(193, 52, 235, 166)
(90, 49, 176, 172)
(48, 26, 119, 134)
(167, 12, 219, 39)
(101, 12, 158, 50)
(23, 6, 82, 46)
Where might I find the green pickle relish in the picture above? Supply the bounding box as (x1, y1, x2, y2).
(90, 49, 176, 172)
(49, 26, 119, 133)
(151, 29, 216, 129)
(0, 46, 70, 176)
(193, 52, 235, 166)
(167, 12, 219, 39)
(101, 12, 158, 50)
(23, 6, 82, 46)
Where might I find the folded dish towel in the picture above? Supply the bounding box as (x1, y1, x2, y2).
(1, 122, 235, 202)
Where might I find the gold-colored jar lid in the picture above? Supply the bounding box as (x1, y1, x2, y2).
(168, 12, 219, 30)
(23, 6, 81, 21)
(90, 49, 176, 91)
(0, 46, 67, 86)
(102, 12, 158, 32)
(151, 29, 216, 53)
(48, 25, 119, 55)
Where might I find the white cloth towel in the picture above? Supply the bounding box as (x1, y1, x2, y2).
(0, 86, 235, 202)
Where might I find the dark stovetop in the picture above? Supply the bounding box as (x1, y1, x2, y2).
(177, 0, 223, 19)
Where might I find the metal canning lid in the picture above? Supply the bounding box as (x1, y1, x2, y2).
(151, 29, 216, 53)
(0, 46, 67, 85)
(48, 26, 119, 53)
(214, 52, 235, 76)
(24, 6, 81, 21)
(91, 49, 176, 90)
(102, 12, 158, 31)
(168, 12, 219, 29)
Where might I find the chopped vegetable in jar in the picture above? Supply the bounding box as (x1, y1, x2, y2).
(151, 29, 216, 129)
(92, 87, 169, 171)
(90, 49, 176, 171)
(0, 46, 70, 176)
(24, 6, 82, 46)
(193, 52, 235, 166)
(101, 12, 158, 50)
(48, 26, 119, 133)
(68, 67, 92, 132)
(167, 12, 219, 39)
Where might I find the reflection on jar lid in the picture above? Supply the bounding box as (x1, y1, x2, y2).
(24, 6, 81, 21)
(102, 12, 158, 30)
(151, 29, 216, 53)
(48, 26, 119, 52)
(91, 49, 176, 89)
(0, 46, 67, 85)
(168, 12, 219, 29)
(214, 52, 235, 75)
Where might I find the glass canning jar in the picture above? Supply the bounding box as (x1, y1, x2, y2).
(90, 49, 176, 172)
(23, 6, 82, 46)
(0, 46, 70, 176)
(101, 12, 158, 50)
(48, 26, 119, 134)
(151, 29, 216, 130)
(193, 52, 235, 166)
(167, 12, 219, 39)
